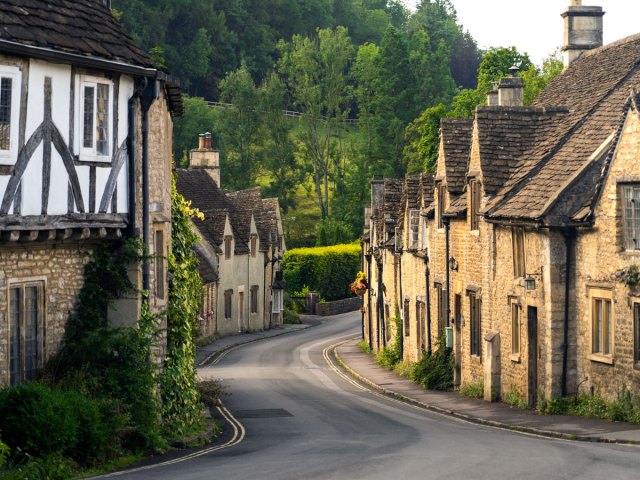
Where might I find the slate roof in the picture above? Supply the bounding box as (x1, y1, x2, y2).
(372, 178, 402, 245)
(440, 118, 473, 194)
(193, 243, 219, 284)
(176, 169, 281, 254)
(485, 33, 640, 225)
(444, 195, 467, 218)
(0, 0, 153, 68)
(420, 173, 435, 210)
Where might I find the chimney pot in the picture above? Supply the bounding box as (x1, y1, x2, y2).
(198, 134, 205, 150)
(204, 132, 212, 149)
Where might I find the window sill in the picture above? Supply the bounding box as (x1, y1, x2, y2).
(589, 354, 614, 365)
(470, 354, 482, 364)
(510, 354, 521, 363)
(470, 229, 480, 237)
(77, 153, 112, 164)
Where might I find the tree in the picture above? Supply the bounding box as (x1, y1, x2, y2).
(258, 73, 305, 217)
(403, 103, 449, 174)
(172, 96, 219, 166)
(277, 27, 353, 219)
(521, 52, 563, 105)
(216, 65, 262, 189)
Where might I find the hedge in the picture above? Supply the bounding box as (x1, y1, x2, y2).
(282, 244, 361, 301)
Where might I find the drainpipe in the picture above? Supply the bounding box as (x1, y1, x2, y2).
(561, 227, 575, 397)
(139, 79, 158, 296)
(444, 218, 451, 329)
(424, 255, 432, 353)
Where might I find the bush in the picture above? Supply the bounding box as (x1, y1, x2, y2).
(503, 386, 527, 409)
(410, 338, 454, 391)
(0, 382, 119, 465)
(461, 381, 484, 399)
(1, 454, 74, 480)
(197, 380, 228, 407)
(282, 244, 361, 301)
(357, 340, 371, 354)
(375, 315, 402, 369)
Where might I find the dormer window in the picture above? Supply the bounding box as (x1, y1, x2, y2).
(622, 184, 640, 250)
(250, 234, 257, 257)
(437, 182, 446, 229)
(409, 210, 419, 250)
(76, 75, 112, 162)
(0, 66, 21, 164)
(224, 235, 232, 259)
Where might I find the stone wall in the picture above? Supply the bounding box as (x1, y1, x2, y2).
(0, 243, 94, 386)
(316, 296, 363, 316)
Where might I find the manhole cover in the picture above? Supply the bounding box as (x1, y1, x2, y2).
(234, 408, 294, 419)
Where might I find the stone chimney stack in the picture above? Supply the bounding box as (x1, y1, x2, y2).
(189, 133, 221, 186)
(497, 66, 524, 107)
(562, 0, 604, 69)
(486, 84, 499, 106)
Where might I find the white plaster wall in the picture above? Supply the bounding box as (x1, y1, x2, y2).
(95, 167, 110, 213)
(47, 150, 68, 215)
(76, 166, 90, 213)
(21, 146, 43, 215)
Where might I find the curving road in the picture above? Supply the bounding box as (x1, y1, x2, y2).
(112, 312, 640, 480)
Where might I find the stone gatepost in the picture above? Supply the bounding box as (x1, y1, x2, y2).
(484, 331, 500, 402)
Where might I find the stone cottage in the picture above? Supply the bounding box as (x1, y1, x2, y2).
(176, 135, 285, 338)
(0, 0, 180, 386)
(364, 0, 640, 404)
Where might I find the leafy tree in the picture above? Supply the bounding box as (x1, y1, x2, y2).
(277, 27, 353, 219)
(521, 52, 564, 105)
(216, 65, 262, 189)
(403, 103, 449, 174)
(172, 96, 219, 166)
(258, 73, 305, 216)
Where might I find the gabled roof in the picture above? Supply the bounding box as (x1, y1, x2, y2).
(194, 209, 228, 251)
(175, 169, 230, 211)
(0, 0, 153, 68)
(398, 175, 421, 230)
(420, 173, 435, 210)
(440, 118, 473, 194)
(484, 33, 640, 225)
(193, 243, 219, 284)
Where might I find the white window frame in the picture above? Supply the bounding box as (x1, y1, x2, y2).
(75, 75, 113, 162)
(409, 209, 420, 250)
(622, 184, 640, 251)
(589, 287, 614, 364)
(0, 65, 22, 165)
(272, 289, 284, 314)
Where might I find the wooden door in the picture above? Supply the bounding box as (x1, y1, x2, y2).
(527, 306, 538, 408)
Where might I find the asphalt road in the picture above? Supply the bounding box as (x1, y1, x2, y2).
(111, 312, 640, 480)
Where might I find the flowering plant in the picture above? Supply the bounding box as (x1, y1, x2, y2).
(350, 271, 368, 296)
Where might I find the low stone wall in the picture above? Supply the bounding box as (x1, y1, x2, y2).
(315, 296, 362, 316)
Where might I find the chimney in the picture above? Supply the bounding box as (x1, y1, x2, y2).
(561, 0, 604, 69)
(189, 132, 221, 186)
(497, 66, 524, 107)
(486, 84, 499, 106)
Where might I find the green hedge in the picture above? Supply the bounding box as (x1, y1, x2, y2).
(282, 244, 361, 301)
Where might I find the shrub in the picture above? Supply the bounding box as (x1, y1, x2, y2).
(503, 386, 527, 409)
(0, 437, 9, 468)
(410, 337, 454, 391)
(357, 340, 371, 354)
(0, 383, 118, 465)
(197, 380, 228, 407)
(375, 315, 402, 369)
(461, 381, 484, 399)
(1, 454, 74, 480)
(282, 244, 361, 301)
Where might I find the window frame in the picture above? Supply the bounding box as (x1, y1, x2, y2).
(511, 301, 521, 358)
(403, 297, 410, 337)
(224, 235, 232, 260)
(408, 210, 420, 250)
(250, 234, 258, 258)
(512, 227, 526, 279)
(9, 281, 45, 386)
(76, 75, 114, 163)
(622, 184, 640, 251)
(591, 295, 613, 358)
(250, 285, 259, 314)
(469, 292, 481, 358)
(634, 302, 640, 364)
(154, 230, 165, 301)
(437, 182, 446, 230)
(0, 65, 22, 165)
(224, 289, 233, 319)
(469, 179, 481, 231)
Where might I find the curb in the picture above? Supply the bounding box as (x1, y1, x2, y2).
(332, 343, 639, 447)
(197, 324, 312, 368)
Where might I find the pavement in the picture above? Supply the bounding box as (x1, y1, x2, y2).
(335, 338, 640, 445)
(195, 317, 318, 367)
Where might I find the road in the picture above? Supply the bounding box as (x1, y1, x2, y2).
(112, 312, 640, 480)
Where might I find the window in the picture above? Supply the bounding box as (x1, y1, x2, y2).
(9, 282, 44, 386)
(250, 285, 259, 314)
(403, 298, 410, 336)
(239, 291, 244, 320)
(622, 185, 640, 250)
(469, 292, 481, 357)
(155, 230, 165, 300)
(272, 289, 284, 314)
(250, 235, 258, 257)
(409, 210, 420, 250)
(0, 66, 21, 163)
(511, 302, 521, 356)
(78, 76, 112, 160)
(435, 283, 447, 334)
(437, 183, 446, 229)
(592, 297, 612, 356)
(469, 179, 481, 231)
(634, 303, 640, 363)
(224, 289, 233, 319)
(512, 227, 525, 278)
(420, 214, 428, 250)
(416, 300, 426, 351)
(454, 294, 462, 325)
(224, 236, 232, 259)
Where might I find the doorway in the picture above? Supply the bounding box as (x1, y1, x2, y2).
(527, 306, 538, 408)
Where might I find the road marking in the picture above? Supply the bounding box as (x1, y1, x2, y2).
(94, 404, 246, 477)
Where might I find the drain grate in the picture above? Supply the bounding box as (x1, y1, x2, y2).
(234, 408, 293, 419)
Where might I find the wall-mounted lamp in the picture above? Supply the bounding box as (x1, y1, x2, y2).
(524, 275, 536, 291)
(448, 256, 458, 272)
